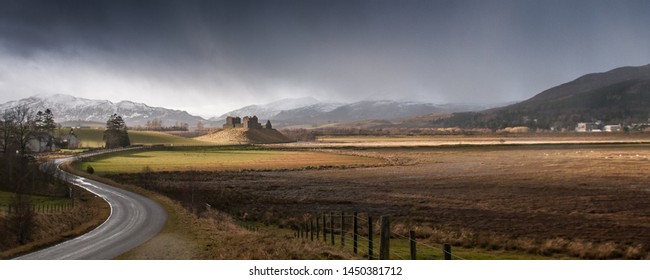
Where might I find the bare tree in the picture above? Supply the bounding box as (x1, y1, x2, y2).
(0, 109, 15, 153)
(8, 192, 36, 244)
(9, 105, 36, 154)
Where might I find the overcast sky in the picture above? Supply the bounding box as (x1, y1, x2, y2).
(1, 0, 650, 117)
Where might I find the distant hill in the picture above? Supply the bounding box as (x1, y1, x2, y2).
(219, 99, 491, 128)
(195, 128, 292, 144)
(0, 94, 212, 129)
(435, 64, 650, 130)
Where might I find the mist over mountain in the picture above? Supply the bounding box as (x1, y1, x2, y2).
(212, 97, 322, 121)
(274, 101, 490, 126)
(435, 64, 650, 130)
(217, 99, 492, 128)
(0, 93, 499, 130)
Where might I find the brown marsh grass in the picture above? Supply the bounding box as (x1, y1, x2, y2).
(107, 143, 650, 259)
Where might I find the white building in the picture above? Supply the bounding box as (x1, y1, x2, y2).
(603, 125, 622, 132)
(576, 121, 602, 132)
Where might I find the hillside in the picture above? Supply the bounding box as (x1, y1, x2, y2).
(195, 128, 292, 144)
(272, 100, 492, 127)
(435, 64, 650, 130)
(63, 129, 210, 148)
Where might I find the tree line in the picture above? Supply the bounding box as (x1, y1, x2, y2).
(1, 105, 132, 152)
(0, 107, 130, 247)
(130, 118, 190, 132)
(1, 105, 56, 154)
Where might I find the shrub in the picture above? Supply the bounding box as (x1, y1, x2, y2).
(86, 165, 95, 174)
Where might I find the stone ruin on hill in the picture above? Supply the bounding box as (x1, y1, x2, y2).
(223, 115, 273, 129)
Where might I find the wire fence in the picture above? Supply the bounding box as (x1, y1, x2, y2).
(292, 211, 468, 260)
(0, 201, 75, 215)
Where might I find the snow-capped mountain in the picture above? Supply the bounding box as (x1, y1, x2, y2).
(0, 94, 208, 128)
(0, 94, 498, 130)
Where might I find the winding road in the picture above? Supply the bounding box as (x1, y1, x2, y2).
(15, 149, 167, 260)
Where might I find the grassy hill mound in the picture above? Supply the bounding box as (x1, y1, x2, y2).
(195, 128, 292, 144)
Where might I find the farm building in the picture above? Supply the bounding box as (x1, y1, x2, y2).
(60, 128, 79, 149)
(26, 132, 57, 152)
(575, 121, 602, 132)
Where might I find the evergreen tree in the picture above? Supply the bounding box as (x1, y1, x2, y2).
(34, 109, 56, 133)
(42, 109, 56, 132)
(103, 114, 130, 148)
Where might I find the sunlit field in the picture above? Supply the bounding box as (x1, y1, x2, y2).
(99, 142, 650, 259)
(75, 146, 385, 175)
(61, 128, 210, 148)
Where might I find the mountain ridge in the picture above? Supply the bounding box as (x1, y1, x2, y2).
(435, 63, 650, 130)
(1, 94, 499, 130)
(0, 94, 209, 129)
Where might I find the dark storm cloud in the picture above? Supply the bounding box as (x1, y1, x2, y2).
(1, 0, 650, 116)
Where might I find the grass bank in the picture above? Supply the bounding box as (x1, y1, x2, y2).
(65, 159, 358, 259)
(0, 179, 110, 259)
(66, 128, 211, 148)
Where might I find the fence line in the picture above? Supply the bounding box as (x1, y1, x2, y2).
(1, 201, 75, 215)
(294, 211, 465, 260)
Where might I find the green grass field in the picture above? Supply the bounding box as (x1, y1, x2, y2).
(58, 128, 210, 148)
(74, 146, 385, 175)
(332, 235, 556, 260)
(0, 191, 71, 208)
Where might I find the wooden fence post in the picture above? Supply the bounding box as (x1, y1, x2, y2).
(379, 216, 390, 260)
(368, 215, 373, 260)
(310, 219, 314, 241)
(443, 243, 452, 260)
(316, 216, 320, 240)
(353, 212, 358, 255)
(340, 211, 345, 247)
(323, 214, 327, 243)
(330, 212, 335, 246)
(409, 230, 416, 260)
